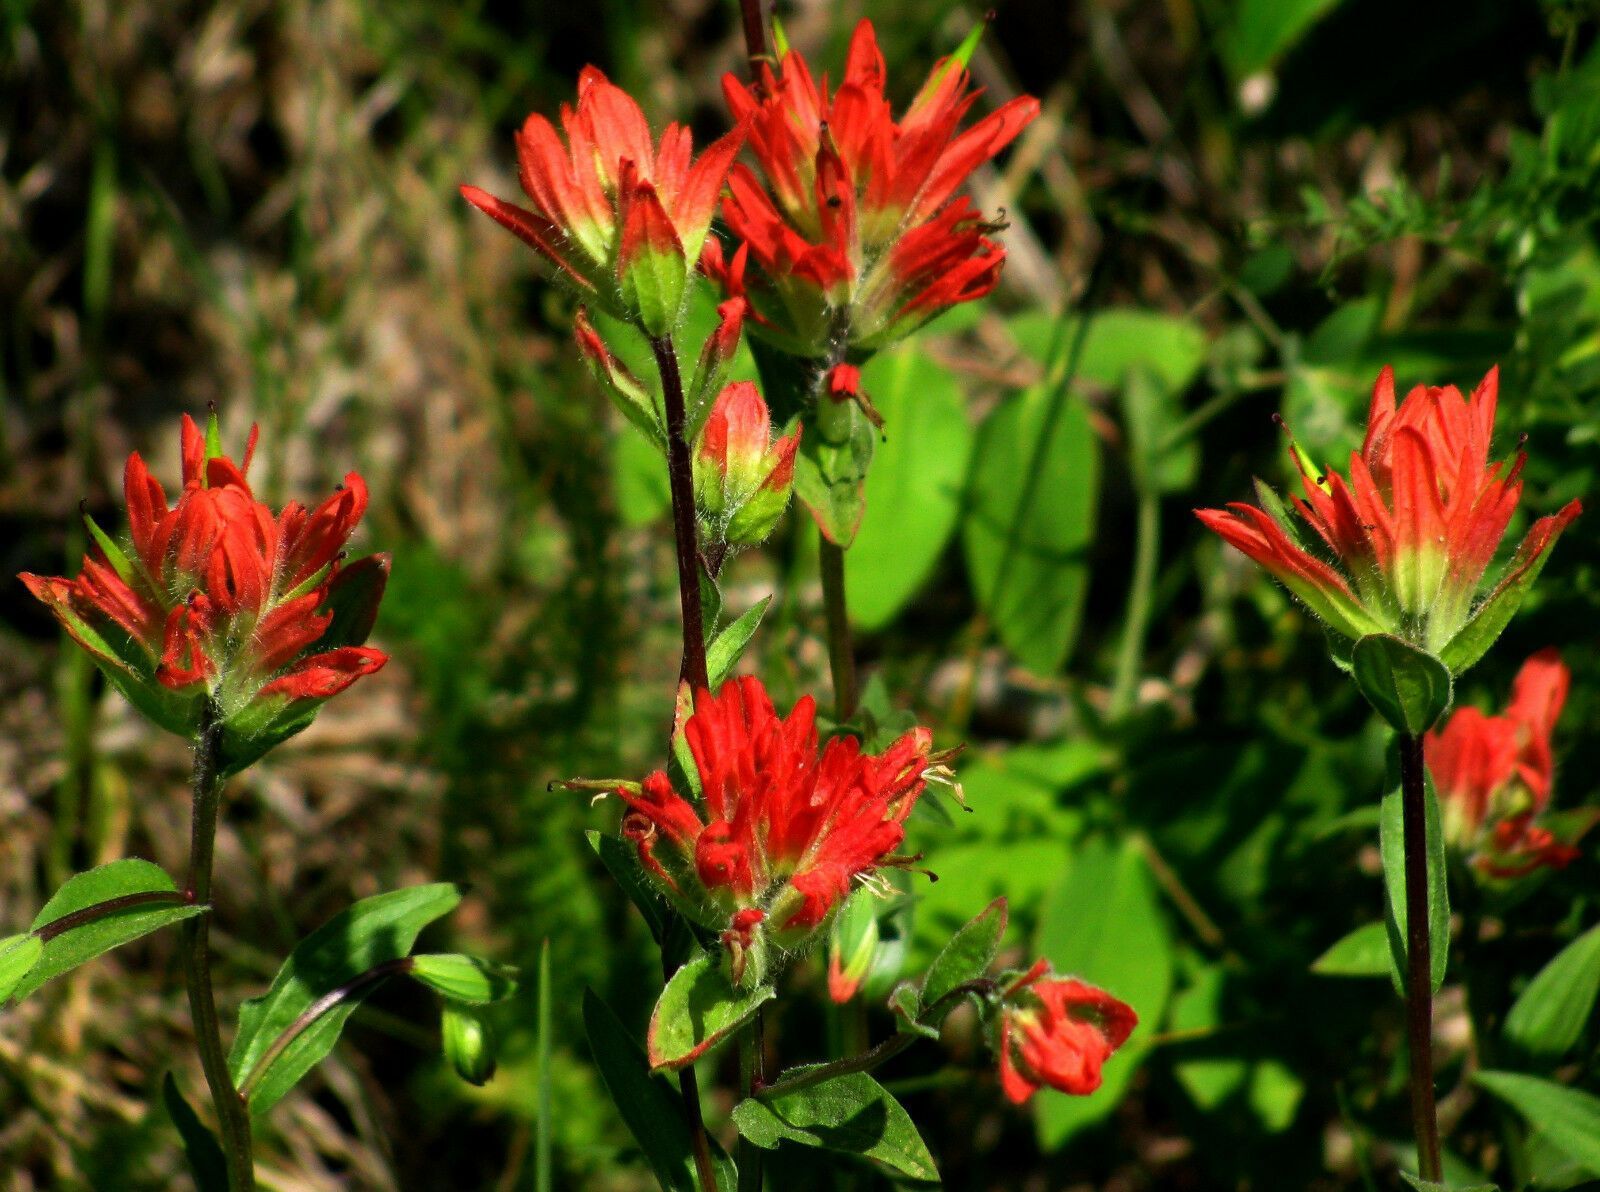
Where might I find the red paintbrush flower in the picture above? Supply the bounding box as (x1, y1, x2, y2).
(996, 961, 1138, 1103)
(618, 676, 937, 979)
(704, 19, 1038, 360)
(21, 415, 386, 768)
(693, 381, 800, 546)
(461, 68, 744, 336)
(1425, 649, 1585, 878)
(1196, 367, 1581, 670)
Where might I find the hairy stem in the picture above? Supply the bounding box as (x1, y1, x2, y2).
(818, 535, 858, 723)
(1109, 488, 1160, 718)
(650, 336, 710, 693)
(1399, 733, 1442, 1182)
(182, 698, 255, 1191)
(737, 1016, 766, 1192)
(737, 0, 769, 83)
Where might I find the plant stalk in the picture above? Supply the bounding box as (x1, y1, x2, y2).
(181, 697, 255, 1191)
(1399, 733, 1442, 1182)
(648, 334, 719, 1192)
(737, 0, 769, 83)
(1109, 487, 1160, 718)
(818, 535, 858, 723)
(650, 336, 710, 693)
(737, 1015, 766, 1192)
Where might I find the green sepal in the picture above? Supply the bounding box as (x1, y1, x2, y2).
(792, 409, 874, 548)
(1352, 634, 1453, 735)
(441, 1004, 498, 1086)
(82, 510, 139, 587)
(1439, 519, 1576, 675)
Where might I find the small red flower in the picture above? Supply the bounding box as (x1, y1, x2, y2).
(704, 19, 1038, 359)
(462, 68, 744, 335)
(1196, 367, 1581, 666)
(21, 415, 386, 757)
(1426, 650, 1583, 878)
(997, 961, 1138, 1103)
(619, 676, 934, 947)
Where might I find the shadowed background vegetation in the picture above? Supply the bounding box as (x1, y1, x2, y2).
(3, 0, 1599, 1187)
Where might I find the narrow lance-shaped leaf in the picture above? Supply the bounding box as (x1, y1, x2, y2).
(12, 859, 205, 1002)
(922, 897, 1007, 1009)
(584, 988, 735, 1192)
(1474, 1070, 1600, 1176)
(707, 596, 771, 690)
(163, 1073, 229, 1192)
(1379, 783, 1450, 997)
(1311, 921, 1391, 978)
(230, 884, 462, 1114)
(1503, 922, 1600, 1061)
(0, 935, 44, 1003)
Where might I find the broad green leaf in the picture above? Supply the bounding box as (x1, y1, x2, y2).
(1170, 966, 1247, 1111)
(734, 1071, 937, 1182)
(15, 860, 204, 1001)
(1352, 634, 1453, 735)
(0, 935, 43, 1002)
(1380, 784, 1450, 997)
(1007, 309, 1208, 394)
(612, 424, 672, 527)
(587, 830, 670, 944)
(647, 950, 774, 1072)
(1312, 922, 1391, 977)
(962, 380, 1099, 676)
(583, 988, 735, 1192)
(1503, 922, 1600, 1061)
(410, 954, 519, 1005)
(1122, 364, 1200, 494)
(921, 897, 1006, 1010)
(230, 884, 461, 1114)
(845, 344, 974, 629)
(162, 1073, 228, 1192)
(1034, 837, 1172, 1149)
(707, 596, 771, 689)
(1474, 1070, 1600, 1176)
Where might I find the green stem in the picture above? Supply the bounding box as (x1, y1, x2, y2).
(1399, 733, 1442, 1182)
(737, 1016, 766, 1192)
(181, 698, 255, 1191)
(1109, 487, 1160, 718)
(818, 534, 858, 723)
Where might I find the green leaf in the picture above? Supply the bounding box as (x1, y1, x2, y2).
(1214, 0, 1346, 83)
(734, 1072, 937, 1182)
(583, 988, 735, 1192)
(706, 596, 770, 690)
(647, 950, 774, 1072)
(1504, 923, 1600, 1061)
(1474, 1071, 1600, 1176)
(14, 860, 204, 1001)
(587, 830, 670, 944)
(844, 344, 974, 629)
(410, 954, 519, 1005)
(0, 935, 43, 1002)
(962, 380, 1099, 676)
(1122, 364, 1200, 495)
(1380, 784, 1450, 997)
(1311, 922, 1392, 978)
(162, 1073, 228, 1192)
(1034, 837, 1172, 1149)
(1352, 634, 1453, 735)
(889, 982, 940, 1039)
(230, 883, 461, 1114)
(793, 405, 874, 548)
(922, 897, 1006, 1010)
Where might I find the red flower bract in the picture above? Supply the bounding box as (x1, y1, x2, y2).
(461, 67, 744, 334)
(704, 19, 1038, 358)
(1425, 649, 1582, 878)
(21, 415, 387, 753)
(619, 675, 933, 940)
(998, 961, 1138, 1103)
(1196, 366, 1581, 665)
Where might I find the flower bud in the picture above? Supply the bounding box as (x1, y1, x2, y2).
(996, 961, 1137, 1103)
(826, 890, 880, 1004)
(411, 954, 519, 1006)
(441, 1005, 498, 1087)
(573, 308, 665, 445)
(692, 383, 799, 547)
